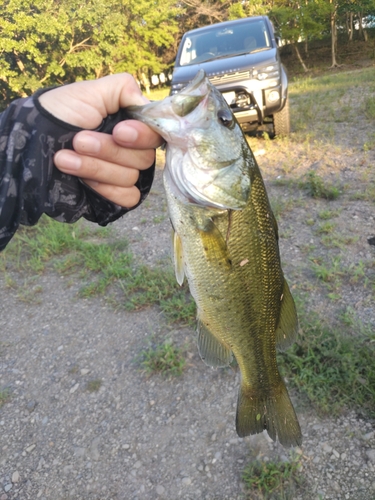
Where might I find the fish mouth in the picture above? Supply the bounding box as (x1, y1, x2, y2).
(125, 70, 210, 141)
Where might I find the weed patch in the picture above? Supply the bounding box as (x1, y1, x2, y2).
(300, 172, 340, 200)
(242, 455, 304, 499)
(278, 305, 375, 418)
(138, 341, 186, 377)
(0, 387, 11, 407)
(0, 216, 196, 325)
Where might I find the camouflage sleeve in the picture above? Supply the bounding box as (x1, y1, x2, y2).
(0, 88, 155, 251)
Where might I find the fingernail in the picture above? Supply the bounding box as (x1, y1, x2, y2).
(74, 134, 101, 153)
(55, 151, 82, 171)
(114, 123, 139, 143)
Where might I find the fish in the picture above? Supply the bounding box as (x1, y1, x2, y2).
(126, 70, 302, 447)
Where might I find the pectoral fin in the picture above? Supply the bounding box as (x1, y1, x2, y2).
(197, 219, 232, 269)
(172, 230, 185, 286)
(197, 319, 233, 368)
(275, 279, 298, 351)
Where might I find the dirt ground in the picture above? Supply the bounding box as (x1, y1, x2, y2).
(1, 66, 375, 500)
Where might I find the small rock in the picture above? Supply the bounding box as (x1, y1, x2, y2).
(156, 485, 165, 495)
(90, 437, 100, 461)
(80, 369, 90, 376)
(11, 471, 20, 483)
(133, 461, 142, 469)
(363, 431, 375, 441)
(322, 443, 332, 454)
(26, 444, 36, 453)
(26, 401, 38, 413)
(181, 477, 191, 486)
(366, 449, 375, 463)
(332, 449, 340, 459)
(69, 383, 79, 394)
(3, 485, 12, 493)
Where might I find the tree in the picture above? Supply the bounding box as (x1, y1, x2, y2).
(0, 0, 179, 107)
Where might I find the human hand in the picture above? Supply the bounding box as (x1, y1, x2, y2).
(38, 74, 163, 207)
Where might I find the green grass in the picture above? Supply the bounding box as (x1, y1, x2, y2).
(299, 172, 340, 200)
(242, 456, 304, 499)
(85, 379, 103, 392)
(0, 216, 196, 325)
(138, 341, 186, 377)
(0, 387, 10, 407)
(278, 303, 375, 418)
(363, 96, 375, 119)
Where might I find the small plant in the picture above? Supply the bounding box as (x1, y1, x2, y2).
(318, 209, 339, 220)
(86, 379, 103, 392)
(310, 256, 342, 283)
(139, 341, 185, 377)
(0, 387, 10, 407)
(300, 172, 340, 200)
(242, 457, 303, 499)
(315, 221, 336, 234)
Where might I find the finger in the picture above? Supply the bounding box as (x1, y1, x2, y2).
(82, 180, 141, 208)
(54, 150, 140, 186)
(73, 130, 156, 170)
(39, 73, 150, 129)
(113, 120, 164, 150)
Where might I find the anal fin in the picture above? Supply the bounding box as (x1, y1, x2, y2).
(197, 320, 233, 368)
(275, 279, 298, 351)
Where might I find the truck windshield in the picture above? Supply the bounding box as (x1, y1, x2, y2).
(179, 19, 272, 67)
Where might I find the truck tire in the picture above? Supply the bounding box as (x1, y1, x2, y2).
(273, 97, 290, 136)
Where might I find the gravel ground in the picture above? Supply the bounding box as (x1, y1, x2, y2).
(1, 69, 375, 499)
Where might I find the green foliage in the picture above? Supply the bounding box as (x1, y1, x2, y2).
(139, 341, 186, 377)
(85, 379, 103, 392)
(0, 0, 179, 105)
(300, 172, 340, 200)
(0, 387, 11, 407)
(278, 305, 375, 418)
(242, 456, 303, 499)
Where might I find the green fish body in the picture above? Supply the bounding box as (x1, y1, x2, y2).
(127, 70, 302, 447)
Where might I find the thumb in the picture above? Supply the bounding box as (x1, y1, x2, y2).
(38, 73, 150, 129)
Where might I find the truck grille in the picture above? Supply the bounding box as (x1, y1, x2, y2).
(208, 71, 251, 85)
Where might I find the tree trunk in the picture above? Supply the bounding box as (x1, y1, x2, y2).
(330, 5, 338, 67)
(293, 43, 308, 72)
(358, 12, 368, 42)
(347, 12, 353, 41)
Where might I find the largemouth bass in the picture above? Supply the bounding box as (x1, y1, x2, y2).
(127, 70, 302, 447)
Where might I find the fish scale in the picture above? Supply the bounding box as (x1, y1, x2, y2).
(126, 69, 302, 447)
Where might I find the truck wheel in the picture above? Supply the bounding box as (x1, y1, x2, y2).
(273, 97, 290, 136)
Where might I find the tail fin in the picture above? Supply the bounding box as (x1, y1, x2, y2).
(236, 381, 302, 448)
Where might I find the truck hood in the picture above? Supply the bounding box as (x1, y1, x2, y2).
(172, 48, 278, 84)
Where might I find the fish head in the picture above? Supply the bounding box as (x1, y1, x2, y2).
(126, 70, 253, 210)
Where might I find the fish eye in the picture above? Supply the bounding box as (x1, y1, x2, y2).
(217, 108, 234, 128)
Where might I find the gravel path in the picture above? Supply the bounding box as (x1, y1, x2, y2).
(1, 71, 375, 498)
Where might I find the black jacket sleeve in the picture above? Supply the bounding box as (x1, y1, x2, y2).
(0, 89, 155, 251)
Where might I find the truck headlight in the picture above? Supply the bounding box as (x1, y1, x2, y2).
(253, 65, 280, 81)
